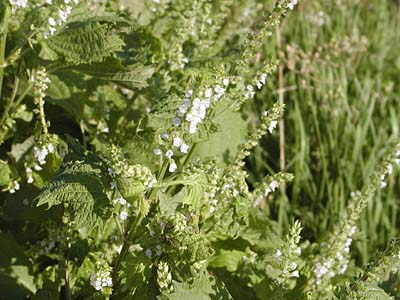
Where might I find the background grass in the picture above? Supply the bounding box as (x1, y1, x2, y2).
(245, 0, 400, 265)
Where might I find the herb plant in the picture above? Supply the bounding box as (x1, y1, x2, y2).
(0, 0, 399, 299)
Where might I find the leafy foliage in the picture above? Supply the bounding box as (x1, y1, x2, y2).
(0, 0, 399, 299)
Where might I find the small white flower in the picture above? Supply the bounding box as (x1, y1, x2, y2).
(223, 78, 230, 86)
(47, 143, 54, 153)
(110, 181, 117, 189)
(180, 143, 189, 153)
(161, 133, 170, 140)
(48, 17, 56, 26)
(173, 137, 182, 147)
(165, 150, 174, 158)
(292, 270, 300, 277)
(145, 248, 152, 258)
(380, 181, 387, 189)
(205, 88, 213, 98)
(169, 162, 177, 172)
(120, 211, 128, 221)
(268, 120, 278, 133)
(153, 148, 162, 155)
(172, 117, 181, 127)
(118, 197, 127, 205)
(387, 164, 393, 175)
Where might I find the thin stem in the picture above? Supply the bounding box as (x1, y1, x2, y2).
(117, 93, 139, 127)
(64, 260, 72, 300)
(276, 25, 285, 172)
(0, 74, 19, 131)
(0, 4, 10, 102)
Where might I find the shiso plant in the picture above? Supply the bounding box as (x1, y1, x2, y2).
(0, 0, 399, 299)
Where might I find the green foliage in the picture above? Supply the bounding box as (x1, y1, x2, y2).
(0, 0, 399, 299)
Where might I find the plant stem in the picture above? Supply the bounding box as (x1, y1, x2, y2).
(64, 260, 72, 300)
(276, 25, 285, 173)
(0, 4, 10, 103)
(0, 74, 19, 131)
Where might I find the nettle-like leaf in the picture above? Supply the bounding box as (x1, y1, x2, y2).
(160, 272, 216, 300)
(40, 21, 125, 65)
(73, 59, 155, 89)
(36, 148, 112, 235)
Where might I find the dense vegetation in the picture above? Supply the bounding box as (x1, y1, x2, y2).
(0, 0, 399, 299)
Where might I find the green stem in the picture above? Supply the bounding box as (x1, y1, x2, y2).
(0, 4, 10, 102)
(0, 74, 19, 130)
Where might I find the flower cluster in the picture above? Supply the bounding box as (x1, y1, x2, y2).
(252, 173, 294, 207)
(45, 0, 79, 38)
(153, 80, 229, 173)
(313, 225, 356, 286)
(33, 67, 51, 103)
(9, 0, 28, 9)
(90, 270, 113, 291)
(112, 196, 131, 221)
(274, 220, 302, 284)
(287, 0, 299, 10)
(89, 261, 113, 293)
(234, 101, 283, 167)
(32, 143, 55, 170)
(8, 180, 20, 194)
(157, 261, 173, 293)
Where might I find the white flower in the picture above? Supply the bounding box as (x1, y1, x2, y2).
(118, 197, 127, 205)
(223, 78, 230, 86)
(161, 133, 170, 140)
(145, 249, 152, 258)
(153, 148, 162, 155)
(268, 120, 278, 133)
(120, 211, 128, 221)
(180, 143, 189, 153)
(110, 181, 117, 189)
(173, 137, 182, 147)
(292, 270, 299, 277)
(380, 181, 387, 189)
(46, 143, 54, 153)
(169, 161, 177, 173)
(244, 85, 255, 98)
(172, 117, 181, 127)
(9, 0, 28, 8)
(48, 17, 56, 26)
(387, 164, 393, 175)
(205, 88, 213, 98)
(165, 150, 174, 158)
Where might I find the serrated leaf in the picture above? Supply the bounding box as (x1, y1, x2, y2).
(162, 272, 215, 300)
(36, 155, 112, 235)
(74, 60, 155, 89)
(40, 21, 124, 65)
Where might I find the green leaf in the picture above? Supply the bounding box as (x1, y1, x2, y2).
(47, 74, 71, 99)
(121, 252, 153, 297)
(0, 232, 36, 297)
(36, 149, 112, 235)
(74, 59, 155, 89)
(364, 284, 394, 300)
(194, 108, 246, 163)
(162, 272, 215, 300)
(208, 249, 245, 272)
(0, 160, 11, 186)
(40, 21, 124, 65)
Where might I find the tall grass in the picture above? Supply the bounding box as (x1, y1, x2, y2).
(245, 0, 400, 265)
